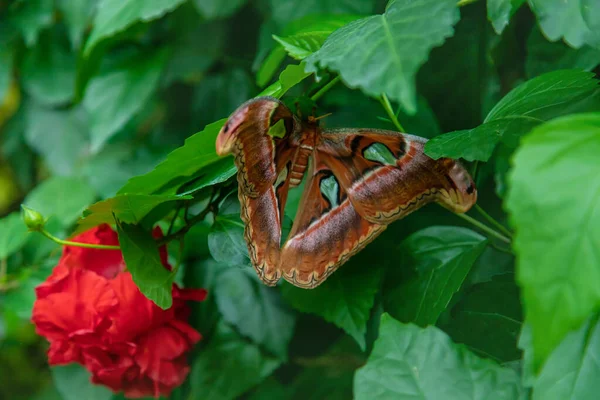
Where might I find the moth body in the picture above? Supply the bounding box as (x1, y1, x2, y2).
(216, 97, 477, 289)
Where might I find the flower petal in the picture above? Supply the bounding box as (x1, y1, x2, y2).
(62, 224, 124, 279)
(32, 268, 117, 342)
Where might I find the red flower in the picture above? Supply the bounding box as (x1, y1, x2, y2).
(32, 225, 206, 398)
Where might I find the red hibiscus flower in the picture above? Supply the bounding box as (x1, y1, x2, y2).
(32, 224, 206, 398)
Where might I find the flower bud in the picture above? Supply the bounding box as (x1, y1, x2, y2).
(21, 205, 45, 231)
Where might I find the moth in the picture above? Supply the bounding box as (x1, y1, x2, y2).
(216, 97, 477, 289)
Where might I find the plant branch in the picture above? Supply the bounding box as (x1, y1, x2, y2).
(311, 76, 341, 102)
(475, 204, 513, 238)
(167, 203, 183, 236)
(452, 211, 512, 244)
(380, 94, 405, 132)
(157, 206, 213, 246)
(157, 189, 228, 246)
(39, 229, 121, 250)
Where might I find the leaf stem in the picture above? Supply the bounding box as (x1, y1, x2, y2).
(157, 208, 212, 246)
(311, 76, 341, 101)
(380, 94, 405, 132)
(475, 204, 513, 238)
(158, 189, 227, 246)
(167, 204, 182, 236)
(453, 211, 512, 244)
(471, 160, 479, 182)
(457, 0, 479, 6)
(39, 229, 121, 250)
(489, 241, 514, 255)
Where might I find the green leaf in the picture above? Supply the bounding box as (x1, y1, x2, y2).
(3, 261, 54, 319)
(354, 314, 523, 399)
(272, 15, 362, 61)
(285, 337, 363, 399)
(52, 364, 113, 400)
(462, 236, 515, 284)
(439, 275, 523, 363)
(325, 88, 441, 137)
(79, 144, 164, 198)
(214, 269, 296, 359)
(193, 69, 253, 129)
(248, 377, 289, 400)
(185, 258, 222, 336)
(170, 158, 236, 197)
(120, 64, 307, 197)
(286, 14, 367, 43)
(383, 226, 488, 326)
(493, 143, 514, 198)
(518, 323, 536, 387)
(56, 0, 96, 49)
(257, 14, 361, 87)
(192, 0, 248, 19)
(25, 104, 89, 176)
(272, 32, 327, 61)
(268, 0, 373, 27)
(256, 46, 287, 89)
(281, 250, 383, 350)
(254, 20, 281, 86)
(486, 70, 597, 122)
(83, 0, 186, 57)
(526, 26, 600, 78)
(75, 194, 188, 235)
(22, 33, 76, 106)
(417, 3, 496, 132)
(273, 33, 322, 60)
(189, 320, 281, 400)
(118, 119, 231, 195)
(116, 221, 174, 309)
(0, 45, 14, 101)
(425, 118, 540, 162)
(487, 0, 525, 34)
(532, 314, 600, 399)
(0, 213, 29, 259)
(268, 119, 287, 139)
(258, 63, 312, 98)
(208, 213, 250, 267)
(20, 219, 62, 265)
(528, 0, 600, 49)
(23, 176, 97, 227)
(83, 50, 168, 153)
(425, 70, 600, 161)
(8, 0, 54, 47)
(306, 0, 460, 114)
(163, 21, 226, 85)
(506, 113, 600, 371)
(1, 109, 35, 192)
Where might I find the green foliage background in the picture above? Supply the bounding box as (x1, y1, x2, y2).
(0, 0, 599, 399)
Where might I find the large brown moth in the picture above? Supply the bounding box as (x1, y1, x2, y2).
(215, 96, 477, 289)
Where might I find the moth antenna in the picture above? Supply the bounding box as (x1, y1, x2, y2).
(313, 112, 333, 121)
